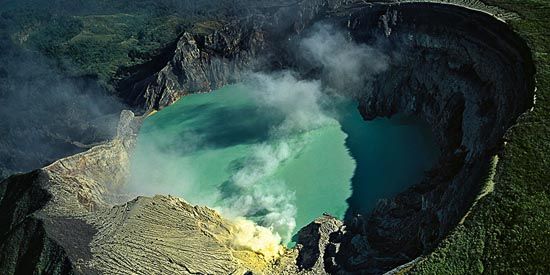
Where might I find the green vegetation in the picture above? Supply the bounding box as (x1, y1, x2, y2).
(0, 0, 257, 89)
(413, 0, 550, 273)
(4, 12, 186, 87)
(47, 14, 186, 80)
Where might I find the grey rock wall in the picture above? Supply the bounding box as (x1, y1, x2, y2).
(340, 4, 533, 273)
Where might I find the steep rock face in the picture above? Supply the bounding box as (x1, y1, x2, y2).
(119, 0, 517, 114)
(119, 0, 348, 112)
(331, 4, 534, 273)
(123, 26, 267, 110)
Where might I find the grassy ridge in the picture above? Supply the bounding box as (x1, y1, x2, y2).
(413, 0, 550, 273)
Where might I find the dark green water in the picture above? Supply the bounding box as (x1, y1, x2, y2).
(128, 84, 439, 243)
(339, 111, 440, 216)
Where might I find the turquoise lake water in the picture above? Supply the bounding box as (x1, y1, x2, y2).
(128, 84, 439, 243)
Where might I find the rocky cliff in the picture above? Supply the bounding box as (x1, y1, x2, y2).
(325, 3, 534, 273)
(0, 0, 536, 274)
(116, 0, 349, 112)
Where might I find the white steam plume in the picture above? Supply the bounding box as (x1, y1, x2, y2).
(299, 23, 389, 94)
(214, 71, 332, 243)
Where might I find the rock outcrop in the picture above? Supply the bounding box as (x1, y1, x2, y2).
(119, 24, 267, 110)
(117, 0, 348, 112)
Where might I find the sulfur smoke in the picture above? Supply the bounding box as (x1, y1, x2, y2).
(231, 217, 285, 261)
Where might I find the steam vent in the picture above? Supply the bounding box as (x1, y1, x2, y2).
(0, 0, 548, 274)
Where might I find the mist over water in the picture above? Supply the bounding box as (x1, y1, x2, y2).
(127, 79, 355, 244)
(127, 84, 439, 246)
(126, 23, 439, 248)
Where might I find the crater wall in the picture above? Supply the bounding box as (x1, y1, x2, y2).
(0, 1, 535, 274)
(322, 4, 535, 273)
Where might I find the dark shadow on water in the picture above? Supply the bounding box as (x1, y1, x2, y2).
(144, 102, 286, 155)
(336, 101, 440, 219)
(141, 103, 215, 132)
